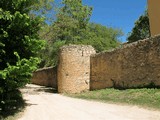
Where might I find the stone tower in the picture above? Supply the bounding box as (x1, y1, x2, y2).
(58, 45, 96, 93)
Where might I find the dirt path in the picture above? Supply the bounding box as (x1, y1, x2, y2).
(18, 84, 160, 120)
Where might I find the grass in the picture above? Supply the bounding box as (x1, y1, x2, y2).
(68, 88, 160, 110)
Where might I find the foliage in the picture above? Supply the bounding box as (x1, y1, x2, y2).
(0, 53, 40, 91)
(39, 40, 66, 67)
(78, 23, 122, 52)
(0, 53, 40, 112)
(127, 10, 151, 43)
(39, 0, 123, 67)
(0, 0, 47, 111)
(51, 0, 92, 43)
(39, 0, 92, 67)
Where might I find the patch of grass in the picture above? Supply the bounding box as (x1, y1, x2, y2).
(68, 88, 160, 110)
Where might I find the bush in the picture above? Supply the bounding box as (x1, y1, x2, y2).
(0, 52, 40, 111)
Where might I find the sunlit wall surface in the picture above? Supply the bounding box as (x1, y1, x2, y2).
(148, 0, 160, 36)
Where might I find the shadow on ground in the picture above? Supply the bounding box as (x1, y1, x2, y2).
(0, 84, 57, 119)
(0, 90, 26, 119)
(21, 84, 58, 95)
(35, 86, 58, 93)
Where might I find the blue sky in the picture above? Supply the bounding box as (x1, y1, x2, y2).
(83, 0, 147, 42)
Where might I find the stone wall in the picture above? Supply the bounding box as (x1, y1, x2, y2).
(58, 45, 96, 93)
(90, 35, 160, 90)
(31, 67, 57, 88)
(31, 35, 160, 92)
(148, 0, 160, 36)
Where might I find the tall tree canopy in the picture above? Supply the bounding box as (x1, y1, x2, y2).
(127, 10, 151, 43)
(52, 0, 92, 43)
(39, 0, 123, 67)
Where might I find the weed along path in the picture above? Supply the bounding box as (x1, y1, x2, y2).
(18, 84, 160, 120)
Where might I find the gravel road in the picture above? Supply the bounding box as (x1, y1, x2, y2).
(18, 84, 160, 120)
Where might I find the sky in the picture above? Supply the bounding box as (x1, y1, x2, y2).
(83, 0, 147, 42)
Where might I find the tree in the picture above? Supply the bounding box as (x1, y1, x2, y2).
(52, 0, 92, 43)
(39, 0, 93, 66)
(0, 0, 49, 112)
(79, 23, 122, 52)
(39, 0, 123, 67)
(127, 10, 151, 43)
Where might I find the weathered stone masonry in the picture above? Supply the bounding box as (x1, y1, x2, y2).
(58, 45, 96, 93)
(32, 67, 57, 88)
(32, 35, 160, 93)
(90, 35, 160, 90)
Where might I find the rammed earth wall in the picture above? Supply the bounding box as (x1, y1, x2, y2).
(90, 35, 160, 90)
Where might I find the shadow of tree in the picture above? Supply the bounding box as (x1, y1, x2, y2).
(35, 87, 58, 93)
(21, 84, 58, 95)
(0, 90, 26, 119)
(0, 84, 57, 119)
